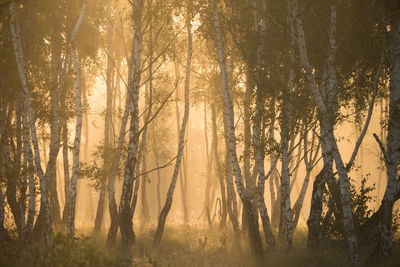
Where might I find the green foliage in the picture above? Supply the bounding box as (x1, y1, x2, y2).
(79, 143, 126, 190)
(321, 177, 374, 241)
(351, 176, 375, 227)
(321, 176, 400, 245)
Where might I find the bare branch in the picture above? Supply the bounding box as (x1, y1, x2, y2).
(373, 133, 389, 165)
(137, 80, 178, 136)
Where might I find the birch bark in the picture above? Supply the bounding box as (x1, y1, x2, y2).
(106, 60, 132, 243)
(210, 0, 264, 261)
(293, 1, 359, 264)
(67, 0, 87, 235)
(278, 0, 295, 249)
(222, 107, 240, 233)
(119, 0, 143, 245)
(9, 2, 52, 245)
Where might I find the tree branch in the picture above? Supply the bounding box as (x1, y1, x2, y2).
(373, 133, 389, 165)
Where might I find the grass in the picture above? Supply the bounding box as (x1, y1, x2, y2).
(0, 225, 399, 266)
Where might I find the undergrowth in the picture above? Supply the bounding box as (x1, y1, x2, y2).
(0, 226, 399, 266)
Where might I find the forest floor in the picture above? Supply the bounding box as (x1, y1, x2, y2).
(0, 225, 399, 267)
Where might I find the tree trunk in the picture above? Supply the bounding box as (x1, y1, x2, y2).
(61, 95, 70, 226)
(0, 101, 9, 242)
(201, 99, 215, 226)
(67, 0, 87, 235)
(0, 188, 9, 241)
(210, 0, 264, 262)
(119, 0, 143, 246)
(372, 9, 400, 262)
(138, 82, 153, 229)
(222, 113, 240, 234)
(5, 106, 23, 238)
(242, 69, 252, 231)
(174, 57, 190, 225)
(211, 91, 228, 228)
(279, 2, 295, 248)
(22, 112, 36, 240)
(294, 2, 359, 264)
(45, 35, 62, 226)
(151, 120, 162, 216)
(140, 152, 150, 228)
(292, 125, 320, 229)
(106, 60, 131, 244)
(153, 2, 191, 246)
(9, 2, 52, 245)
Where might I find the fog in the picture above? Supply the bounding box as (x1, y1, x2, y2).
(1, 0, 398, 266)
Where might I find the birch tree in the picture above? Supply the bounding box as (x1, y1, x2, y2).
(67, 0, 87, 235)
(372, 4, 400, 261)
(210, 84, 228, 228)
(119, 0, 143, 246)
(292, 121, 320, 229)
(292, 0, 380, 264)
(153, 0, 192, 246)
(210, 0, 264, 261)
(9, 2, 52, 245)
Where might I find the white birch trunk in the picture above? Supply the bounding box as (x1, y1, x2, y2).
(9, 2, 52, 246)
(292, 126, 320, 229)
(279, 0, 295, 249)
(222, 108, 240, 233)
(294, 1, 359, 264)
(21, 112, 36, 239)
(250, 0, 276, 250)
(106, 58, 131, 242)
(119, 0, 143, 246)
(67, 0, 87, 235)
(210, 0, 264, 261)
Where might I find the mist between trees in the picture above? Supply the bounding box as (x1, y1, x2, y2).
(0, 0, 400, 266)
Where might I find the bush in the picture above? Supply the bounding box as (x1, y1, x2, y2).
(321, 176, 400, 245)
